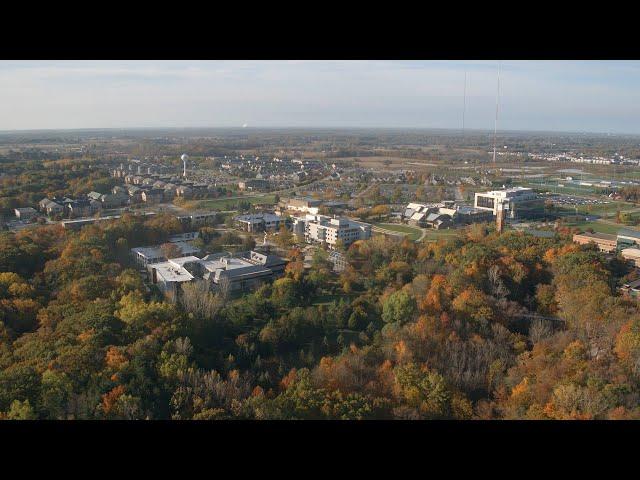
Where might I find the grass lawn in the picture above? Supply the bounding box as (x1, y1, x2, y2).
(524, 181, 604, 196)
(556, 201, 637, 218)
(421, 229, 460, 242)
(373, 223, 422, 241)
(564, 222, 640, 235)
(565, 221, 626, 235)
(180, 194, 277, 211)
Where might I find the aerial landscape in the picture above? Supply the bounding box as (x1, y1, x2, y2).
(2, 61, 640, 420)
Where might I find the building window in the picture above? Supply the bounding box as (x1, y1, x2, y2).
(477, 196, 495, 209)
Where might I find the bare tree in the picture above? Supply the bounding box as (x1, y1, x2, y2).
(160, 242, 182, 259)
(529, 318, 553, 344)
(181, 280, 224, 321)
(217, 277, 231, 303)
(488, 265, 509, 299)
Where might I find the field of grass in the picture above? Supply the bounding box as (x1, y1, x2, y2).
(373, 223, 422, 241)
(555, 201, 636, 217)
(421, 229, 460, 242)
(565, 221, 622, 235)
(525, 181, 604, 196)
(563, 220, 640, 235)
(180, 194, 277, 211)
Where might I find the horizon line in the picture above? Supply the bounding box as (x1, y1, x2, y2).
(0, 125, 638, 137)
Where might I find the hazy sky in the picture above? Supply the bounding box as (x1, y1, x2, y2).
(2, 60, 640, 133)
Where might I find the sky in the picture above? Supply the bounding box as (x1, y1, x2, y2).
(1, 60, 640, 133)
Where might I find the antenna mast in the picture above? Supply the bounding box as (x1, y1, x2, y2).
(492, 61, 501, 166)
(462, 69, 467, 136)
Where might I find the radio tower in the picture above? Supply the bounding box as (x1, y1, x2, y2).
(492, 61, 501, 166)
(462, 69, 467, 136)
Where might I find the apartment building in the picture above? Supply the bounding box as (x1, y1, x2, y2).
(293, 214, 371, 249)
(234, 213, 286, 232)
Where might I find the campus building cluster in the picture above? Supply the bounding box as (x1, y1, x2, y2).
(572, 229, 640, 261)
(149, 251, 287, 301)
(572, 229, 640, 299)
(131, 232, 202, 268)
(129, 232, 287, 301)
(402, 201, 492, 229)
(602, 229, 640, 299)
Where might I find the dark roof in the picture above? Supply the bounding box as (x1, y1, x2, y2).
(618, 229, 640, 240)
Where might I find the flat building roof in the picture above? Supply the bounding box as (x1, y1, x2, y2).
(575, 232, 617, 241)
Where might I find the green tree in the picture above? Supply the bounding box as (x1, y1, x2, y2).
(7, 399, 37, 420)
(381, 290, 417, 325)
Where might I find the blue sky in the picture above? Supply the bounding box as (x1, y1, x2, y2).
(1, 60, 639, 133)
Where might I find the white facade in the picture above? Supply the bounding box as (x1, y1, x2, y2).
(294, 214, 371, 249)
(474, 187, 541, 218)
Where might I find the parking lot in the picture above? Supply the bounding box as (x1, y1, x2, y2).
(548, 194, 611, 207)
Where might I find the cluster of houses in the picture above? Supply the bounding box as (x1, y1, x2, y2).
(421, 173, 493, 187)
(118, 175, 213, 202)
(219, 155, 326, 183)
(529, 152, 640, 166)
(112, 160, 219, 202)
(329, 168, 410, 185)
(37, 185, 142, 219)
(111, 160, 174, 178)
(238, 178, 271, 192)
(38, 196, 102, 219)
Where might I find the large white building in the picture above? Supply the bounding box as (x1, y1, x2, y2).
(131, 234, 201, 268)
(280, 197, 323, 215)
(293, 214, 371, 249)
(473, 187, 544, 219)
(149, 250, 287, 301)
(234, 213, 286, 232)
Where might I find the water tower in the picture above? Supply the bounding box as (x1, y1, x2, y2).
(181, 154, 188, 178)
